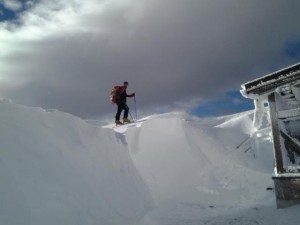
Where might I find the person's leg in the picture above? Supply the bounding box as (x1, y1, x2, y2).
(123, 104, 129, 119)
(123, 104, 131, 123)
(115, 103, 123, 121)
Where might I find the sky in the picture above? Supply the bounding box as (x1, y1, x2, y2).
(1, 0, 300, 119)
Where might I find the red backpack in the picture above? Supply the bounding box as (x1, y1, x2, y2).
(110, 86, 125, 104)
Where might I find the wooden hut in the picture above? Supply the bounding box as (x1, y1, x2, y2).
(241, 62, 300, 208)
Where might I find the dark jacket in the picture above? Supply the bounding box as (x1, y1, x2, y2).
(117, 86, 134, 104)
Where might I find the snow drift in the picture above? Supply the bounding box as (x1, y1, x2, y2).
(0, 99, 153, 225)
(106, 111, 300, 225)
(126, 112, 274, 205)
(1, 99, 300, 225)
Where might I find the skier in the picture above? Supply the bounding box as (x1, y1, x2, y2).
(115, 81, 135, 125)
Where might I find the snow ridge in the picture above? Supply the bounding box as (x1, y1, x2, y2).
(1, 100, 300, 225)
(0, 99, 153, 225)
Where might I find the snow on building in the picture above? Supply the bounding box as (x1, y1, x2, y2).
(241, 62, 300, 208)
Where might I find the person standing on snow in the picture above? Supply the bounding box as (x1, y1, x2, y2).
(115, 81, 135, 125)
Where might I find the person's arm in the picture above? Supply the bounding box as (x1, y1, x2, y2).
(126, 92, 135, 97)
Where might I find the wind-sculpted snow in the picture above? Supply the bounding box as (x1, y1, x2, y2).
(0, 99, 153, 225)
(111, 112, 300, 225)
(125, 112, 273, 205)
(1, 99, 300, 225)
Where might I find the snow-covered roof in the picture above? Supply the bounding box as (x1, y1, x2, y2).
(241, 62, 300, 97)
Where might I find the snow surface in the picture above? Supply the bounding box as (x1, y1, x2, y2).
(1, 99, 300, 225)
(0, 99, 153, 225)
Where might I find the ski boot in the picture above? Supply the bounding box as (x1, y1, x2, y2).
(115, 120, 123, 126)
(123, 118, 131, 124)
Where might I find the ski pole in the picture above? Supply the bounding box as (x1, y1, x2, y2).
(129, 111, 134, 121)
(134, 96, 137, 120)
(126, 103, 134, 121)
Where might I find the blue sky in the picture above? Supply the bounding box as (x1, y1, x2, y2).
(0, 1, 37, 23)
(0, 0, 28, 21)
(285, 40, 300, 60)
(1, 0, 300, 119)
(0, 4, 16, 21)
(190, 91, 254, 117)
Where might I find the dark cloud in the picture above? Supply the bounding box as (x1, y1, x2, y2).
(1, 0, 300, 119)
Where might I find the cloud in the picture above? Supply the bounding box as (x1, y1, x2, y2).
(1, 0, 300, 118)
(1, 0, 23, 11)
